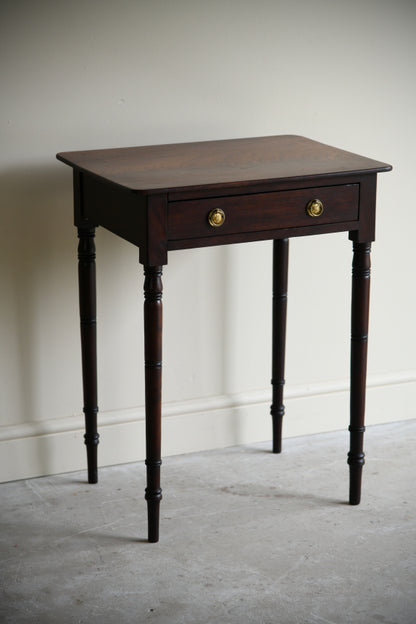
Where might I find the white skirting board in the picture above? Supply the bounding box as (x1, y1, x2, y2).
(1, 371, 415, 483)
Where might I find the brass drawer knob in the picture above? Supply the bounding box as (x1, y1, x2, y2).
(208, 208, 225, 227)
(306, 199, 324, 217)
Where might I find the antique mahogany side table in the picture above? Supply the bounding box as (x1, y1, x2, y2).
(57, 135, 391, 542)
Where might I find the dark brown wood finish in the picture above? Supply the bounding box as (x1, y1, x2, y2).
(77, 226, 99, 484)
(168, 184, 359, 241)
(143, 266, 163, 543)
(271, 239, 289, 454)
(57, 135, 391, 542)
(349, 242, 372, 504)
(57, 135, 390, 193)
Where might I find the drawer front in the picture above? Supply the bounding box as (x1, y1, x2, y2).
(168, 184, 359, 240)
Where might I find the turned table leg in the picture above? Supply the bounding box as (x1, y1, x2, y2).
(271, 238, 289, 453)
(349, 242, 371, 505)
(143, 266, 163, 542)
(77, 226, 99, 484)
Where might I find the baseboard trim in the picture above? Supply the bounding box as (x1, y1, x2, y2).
(1, 371, 415, 482)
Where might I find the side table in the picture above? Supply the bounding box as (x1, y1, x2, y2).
(57, 135, 391, 542)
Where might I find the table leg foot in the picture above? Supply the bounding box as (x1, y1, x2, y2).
(84, 430, 99, 484)
(145, 464, 162, 543)
(147, 507, 161, 543)
(271, 239, 289, 454)
(348, 450, 365, 505)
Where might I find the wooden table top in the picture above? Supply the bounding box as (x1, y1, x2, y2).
(57, 135, 391, 194)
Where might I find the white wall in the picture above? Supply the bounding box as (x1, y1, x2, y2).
(1, 0, 415, 481)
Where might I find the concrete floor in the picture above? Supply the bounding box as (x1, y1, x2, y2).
(1, 420, 415, 624)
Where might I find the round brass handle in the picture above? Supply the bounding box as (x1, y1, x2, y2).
(306, 199, 324, 217)
(208, 208, 225, 227)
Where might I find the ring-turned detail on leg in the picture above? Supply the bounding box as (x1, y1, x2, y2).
(77, 226, 99, 484)
(349, 242, 371, 505)
(143, 266, 163, 542)
(270, 238, 289, 454)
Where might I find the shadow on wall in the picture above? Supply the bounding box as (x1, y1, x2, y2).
(0, 162, 271, 475)
(0, 162, 150, 477)
(0, 164, 78, 437)
(1, 163, 142, 476)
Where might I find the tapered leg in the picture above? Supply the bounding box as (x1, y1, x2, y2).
(143, 266, 163, 542)
(77, 227, 99, 484)
(270, 238, 289, 453)
(348, 242, 371, 504)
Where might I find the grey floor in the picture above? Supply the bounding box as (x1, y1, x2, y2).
(1, 420, 415, 624)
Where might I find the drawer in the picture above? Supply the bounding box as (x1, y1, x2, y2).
(168, 184, 359, 240)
